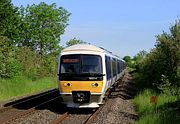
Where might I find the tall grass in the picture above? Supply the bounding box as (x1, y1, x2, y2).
(0, 76, 57, 101)
(133, 89, 180, 124)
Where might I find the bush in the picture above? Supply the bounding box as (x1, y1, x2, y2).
(0, 36, 22, 78)
(134, 19, 180, 90)
(15, 47, 58, 79)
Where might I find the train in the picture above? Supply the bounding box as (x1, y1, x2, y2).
(58, 44, 126, 108)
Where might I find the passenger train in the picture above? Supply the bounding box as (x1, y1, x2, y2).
(58, 44, 126, 108)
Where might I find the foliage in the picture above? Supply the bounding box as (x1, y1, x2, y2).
(0, 1, 70, 101)
(0, 1, 70, 79)
(133, 19, 180, 124)
(133, 50, 147, 70)
(134, 19, 180, 89)
(0, 36, 22, 78)
(123, 56, 131, 63)
(0, 0, 21, 44)
(66, 37, 87, 47)
(123, 50, 147, 70)
(157, 75, 180, 97)
(18, 2, 71, 55)
(0, 0, 22, 78)
(155, 20, 180, 85)
(0, 39, 59, 79)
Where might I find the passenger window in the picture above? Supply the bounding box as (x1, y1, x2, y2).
(105, 56, 111, 80)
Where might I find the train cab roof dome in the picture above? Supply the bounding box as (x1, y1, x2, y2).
(62, 44, 104, 53)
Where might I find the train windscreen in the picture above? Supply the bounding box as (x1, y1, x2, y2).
(59, 54, 103, 81)
(60, 55, 80, 74)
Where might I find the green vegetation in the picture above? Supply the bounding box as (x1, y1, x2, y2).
(66, 37, 87, 47)
(18, 2, 70, 55)
(0, 0, 71, 101)
(0, 1, 88, 101)
(0, 3, 179, 124)
(0, 1, 70, 79)
(125, 19, 180, 124)
(0, 0, 90, 102)
(0, 76, 57, 101)
(134, 20, 179, 89)
(134, 89, 180, 124)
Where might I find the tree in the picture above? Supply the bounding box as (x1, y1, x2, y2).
(19, 2, 70, 55)
(0, 0, 20, 44)
(155, 19, 180, 84)
(123, 56, 134, 68)
(66, 37, 86, 47)
(123, 56, 131, 63)
(0, 36, 21, 78)
(135, 19, 180, 88)
(0, 0, 22, 78)
(133, 50, 147, 61)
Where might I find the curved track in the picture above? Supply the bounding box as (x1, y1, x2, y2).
(49, 105, 105, 124)
(49, 73, 134, 124)
(49, 91, 110, 124)
(0, 88, 60, 124)
(0, 72, 137, 124)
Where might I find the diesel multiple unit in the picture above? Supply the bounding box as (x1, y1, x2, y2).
(58, 44, 126, 108)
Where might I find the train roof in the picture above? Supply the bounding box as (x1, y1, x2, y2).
(62, 44, 103, 53)
(62, 44, 121, 59)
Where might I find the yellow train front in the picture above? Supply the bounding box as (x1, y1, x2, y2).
(58, 44, 125, 108)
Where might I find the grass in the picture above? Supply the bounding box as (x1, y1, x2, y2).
(133, 89, 180, 124)
(0, 76, 57, 101)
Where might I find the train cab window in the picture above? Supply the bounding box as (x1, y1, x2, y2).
(60, 55, 80, 73)
(60, 55, 102, 74)
(82, 55, 102, 73)
(60, 54, 103, 81)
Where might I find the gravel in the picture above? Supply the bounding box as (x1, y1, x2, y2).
(91, 71, 138, 124)
(10, 110, 59, 124)
(61, 113, 91, 124)
(92, 98, 138, 124)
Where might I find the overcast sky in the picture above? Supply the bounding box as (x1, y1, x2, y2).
(12, 0, 180, 57)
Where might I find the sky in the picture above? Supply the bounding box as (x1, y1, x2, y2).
(12, 0, 180, 57)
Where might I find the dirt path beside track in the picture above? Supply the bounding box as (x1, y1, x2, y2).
(92, 71, 138, 124)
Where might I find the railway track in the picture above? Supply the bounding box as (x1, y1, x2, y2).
(0, 88, 108, 124)
(2, 88, 58, 107)
(48, 74, 132, 124)
(49, 104, 105, 124)
(50, 91, 110, 124)
(0, 72, 135, 124)
(0, 88, 60, 124)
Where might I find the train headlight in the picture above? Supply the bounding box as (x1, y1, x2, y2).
(91, 82, 98, 87)
(64, 82, 71, 87)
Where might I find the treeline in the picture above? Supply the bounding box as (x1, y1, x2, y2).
(0, 0, 85, 79)
(124, 19, 180, 95)
(127, 20, 180, 124)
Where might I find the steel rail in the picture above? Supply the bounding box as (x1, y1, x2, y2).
(50, 112, 69, 124)
(84, 105, 104, 124)
(0, 96, 61, 124)
(84, 86, 111, 124)
(0, 88, 58, 113)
